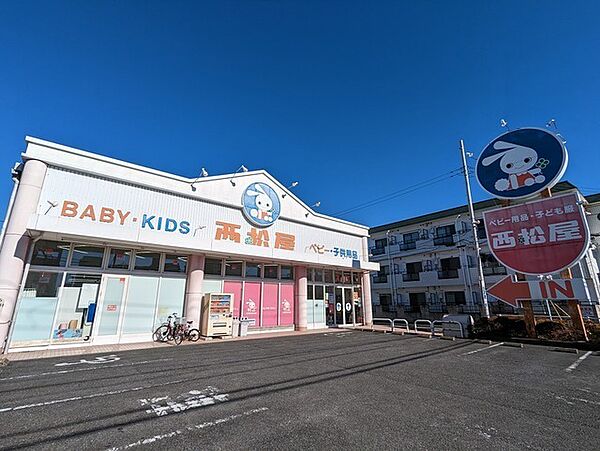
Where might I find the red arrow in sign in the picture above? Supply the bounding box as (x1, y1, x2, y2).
(487, 276, 531, 308)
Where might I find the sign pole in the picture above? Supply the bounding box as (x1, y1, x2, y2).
(460, 139, 490, 318)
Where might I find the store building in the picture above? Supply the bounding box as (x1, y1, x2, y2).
(368, 181, 600, 320)
(0, 137, 378, 352)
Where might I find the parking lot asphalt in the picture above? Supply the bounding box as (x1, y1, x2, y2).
(1, 331, 599, 450)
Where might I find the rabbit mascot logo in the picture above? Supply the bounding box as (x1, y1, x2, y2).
(476, 128, 568, 200)
(242, 182, 281, 227)
(482, 141, 547, 192)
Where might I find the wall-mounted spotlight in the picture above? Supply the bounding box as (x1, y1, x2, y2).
(305, 201, 321, 217)
(230, 165, 249, 186)
(282, 181, 299, 198)
(190, 167, 210, 191)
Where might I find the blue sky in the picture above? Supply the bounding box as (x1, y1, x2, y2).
(1, 0, 599, 228)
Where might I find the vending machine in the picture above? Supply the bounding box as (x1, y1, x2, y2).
(201, 293, 234, 337)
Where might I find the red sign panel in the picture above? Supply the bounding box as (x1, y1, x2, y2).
(483, 193, 589, 275)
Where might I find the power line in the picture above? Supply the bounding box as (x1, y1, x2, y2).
(333, 167, 464, 216)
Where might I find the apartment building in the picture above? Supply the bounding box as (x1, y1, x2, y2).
(368, 181, 600, 320)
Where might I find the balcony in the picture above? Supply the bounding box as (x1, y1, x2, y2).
(483, 266, 507, 276)
(433, 235, 455, 246)
(372, 275, 388, 284)
(399, 242, 417, 251)
(438, 269, 460, 279)
(402, 273, 420, 282)
(371, 247, 386, 256)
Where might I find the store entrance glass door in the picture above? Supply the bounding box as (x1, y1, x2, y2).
(51, 273, 101, 344)
(343, 287, 354, 325)
(334, 287, 344, 325)
(326, 286, 335, 325)
(93, 276, 128, 343)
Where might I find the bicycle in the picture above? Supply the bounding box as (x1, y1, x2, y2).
(153, 313, 200, 345)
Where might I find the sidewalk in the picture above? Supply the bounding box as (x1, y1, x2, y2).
(3, 328, 331, 361)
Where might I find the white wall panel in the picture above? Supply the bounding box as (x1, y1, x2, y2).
(33, 167, 369, 268)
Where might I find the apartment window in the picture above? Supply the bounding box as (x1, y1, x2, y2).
(409, 292, 426, 311)
(481, 254, 506, 276)
(204, 258, 222, 276)
(477, 225, 487, 240)
(264, 265, 278, 279)
(281, 266, 293, 280)
(374, 238, 387, 249)
(379, 293, 391, 312)
(225, 261, 243, 277)
(134, 252, 161, 271)
(438, 257, 460, 279)
(446, 291, 466, 305)
(108, 248, 132, 269)
(30, 240, 69, 267)
(70, 244, 104, 268)
(401, 231, 419, 250)
(245, 263, 261, 278)
(164, 255, 187, 273)
(434, 225, 456, 246)
(403, 262, 422, 281)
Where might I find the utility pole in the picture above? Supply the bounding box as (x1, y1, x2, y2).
(459, 139, 490, 318)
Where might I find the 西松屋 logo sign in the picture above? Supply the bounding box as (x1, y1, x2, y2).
(242, 183, 281, 227)
(476, 127, 568, 200)
(483, 193, 589, 275)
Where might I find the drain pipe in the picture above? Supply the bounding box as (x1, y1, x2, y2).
(0, 163, 23, 249)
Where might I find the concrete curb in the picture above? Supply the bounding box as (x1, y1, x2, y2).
(549, 347, 579, 354)
(501, 342, 524, 348)
(439, 336, 456, 341)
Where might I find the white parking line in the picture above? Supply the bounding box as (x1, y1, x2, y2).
(463, 342, 504, 355)
(0, 378, 185, 413)
(566, 351, 593, 372)
(106, 407, 269, 450)
(0, 358, 173, 382)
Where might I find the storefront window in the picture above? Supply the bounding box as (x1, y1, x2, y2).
(225, 261, 243, 277)
(11, 271, 63, 347)
(314, 285, 324, 300)
(264, 265, 278, 279)
(281, 266, 293, 280)
(245, 263, 261, 278)
(70, 244, 104, 268)
(307, 285, 314, 300)
(352, 272, 361, 285)
(314, 269, 324, 283)
(164, 255, 187, 273)
(334, 271, 343, 284)
(22, 271, 63, 297)
(108, 248, 132, 269)
(30, 240, 69, 267)
(134, 252, 161, 271)
(307, 268, 314, 282)
(343, 272, 352, 284)
(204, 258, 223, 276)
(324, 270, 333, 284)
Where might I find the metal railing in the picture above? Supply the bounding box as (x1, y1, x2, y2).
(402, 273, 420, 282)
(414, 319, 432, 333)
(431, 320, 464, 338)
(370, 247, 386, 256)
(372, 275, 388, 284)
(438, 269, 460, 279)
(392, 319, 410, 331)
(372, 317, 394, 331)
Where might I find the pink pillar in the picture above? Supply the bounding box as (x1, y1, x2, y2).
(184, 254, 205, 329)
(0, 159, 47, 352)
(362, 272, 373, 326)
(294, 266, 307, 331)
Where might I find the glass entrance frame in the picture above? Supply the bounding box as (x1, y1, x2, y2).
(309, 268, 365, 327)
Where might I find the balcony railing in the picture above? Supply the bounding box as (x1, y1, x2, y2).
(433, 235, 455, 246)
(371, 247, 386, 256)
(483, 266, 507, 276)
(399, 242, 417, 251)
(402, 273, 420, 282)
(438, 269, 460, 279)
(372, 275, 388, 284)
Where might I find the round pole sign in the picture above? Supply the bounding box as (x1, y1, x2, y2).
(476, 127, 568, 200)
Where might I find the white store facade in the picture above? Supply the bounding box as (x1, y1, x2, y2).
(0, 137, 378, 353)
